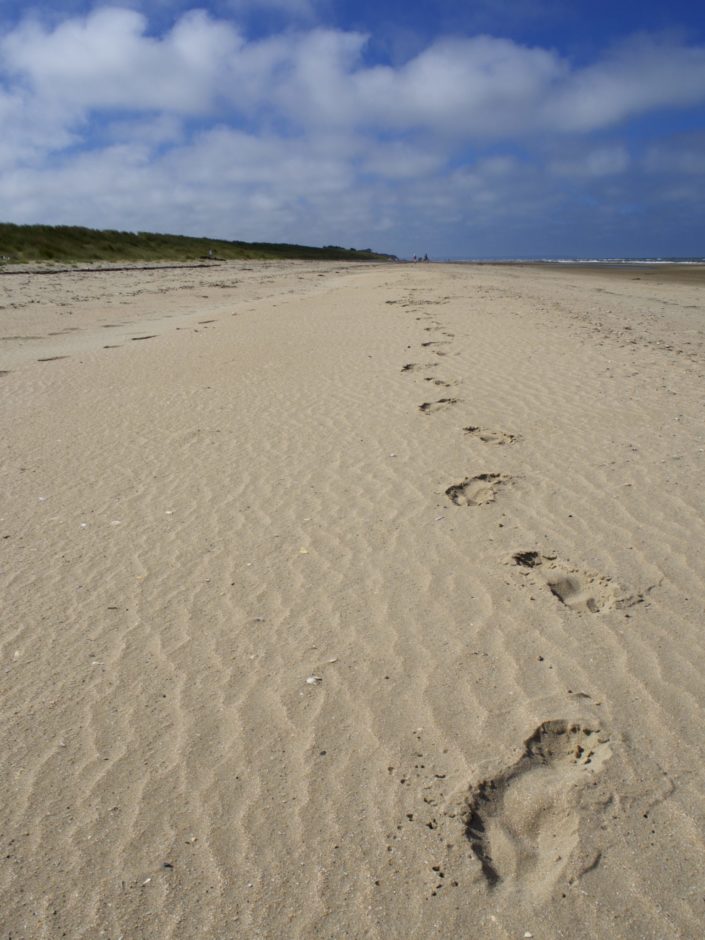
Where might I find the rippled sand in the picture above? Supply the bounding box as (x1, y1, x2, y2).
(2, 260, 704, 938)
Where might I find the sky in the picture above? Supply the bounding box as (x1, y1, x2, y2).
(0, 1, 704, 258)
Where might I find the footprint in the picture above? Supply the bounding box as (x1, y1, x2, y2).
(37, 356, 69, 362)
(511, 551, 638, 613)
(419, 398, 458, 414)
(424, 377, 453, 387)
(421, 340, 450, 347)
(465, 720, 612, 894)
(464, 426, 516, 445)
(445, 473, 509, 506)
(402, 362, 438, 373)
(131, 335, 157, 341)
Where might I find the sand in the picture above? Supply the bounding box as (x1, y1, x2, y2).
(1, 259, 704, 938)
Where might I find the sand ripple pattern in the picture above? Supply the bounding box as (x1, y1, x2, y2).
(1, 261, 705, 938)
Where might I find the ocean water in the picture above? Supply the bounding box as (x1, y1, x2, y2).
(442, 257, 705, 264)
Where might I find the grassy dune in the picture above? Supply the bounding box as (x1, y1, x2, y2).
(0, 223, 395, 264)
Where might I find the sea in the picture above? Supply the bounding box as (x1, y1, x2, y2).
(441, 257, 705, 265)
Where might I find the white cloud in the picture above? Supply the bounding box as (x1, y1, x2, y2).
(0, 8, 704, 254)
(0, 86, 78, 169)
(352, 37, 566, 135)
(103, 113, 184, 147)
(4, 11, 705, 137)
(1, 7, 242, 113)
(551, 36, 705, 132)
(361, 140, 444, 179)
(551, 146, 630, 178)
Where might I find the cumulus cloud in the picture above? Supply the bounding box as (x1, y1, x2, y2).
(5, 11, 705, 134)
(235, 30, 705, 137)
(551, 35, 705, 132)
(1, 7, 242, 113)
(0, 7, 704, 254)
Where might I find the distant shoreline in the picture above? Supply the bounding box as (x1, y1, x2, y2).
(442, 257, 705, 265)
(437, 258, 705, 286)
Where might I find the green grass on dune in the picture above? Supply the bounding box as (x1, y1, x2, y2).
(0, 223, 396, 265)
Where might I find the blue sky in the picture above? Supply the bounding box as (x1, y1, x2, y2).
(1, 1, 704, 257)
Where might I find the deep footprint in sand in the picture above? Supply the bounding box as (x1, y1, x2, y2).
(445, 473, 509, 505)
(419, 398, 458, 414)
(464, 425, 516, 445)
(465, 720, 612, 895)
(511, 551, 639, 613)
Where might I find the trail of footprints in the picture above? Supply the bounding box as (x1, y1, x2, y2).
(393, 290, 633, 899)
(19, 316, 224, 363)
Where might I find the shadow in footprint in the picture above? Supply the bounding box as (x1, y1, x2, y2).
(424, 377, 452, 387)
(464, 426, 516, 445)
(131, 335, 157, 341)
(419, 398, 458, 414)
(465, 720, 612, 896)
(511, 551, 639, 613)
(445, 473, 509, 506)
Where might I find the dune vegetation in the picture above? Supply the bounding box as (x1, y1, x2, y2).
(0, 223, 395, 265)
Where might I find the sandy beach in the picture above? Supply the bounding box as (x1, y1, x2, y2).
(2, 259, 705, 939)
